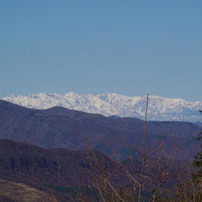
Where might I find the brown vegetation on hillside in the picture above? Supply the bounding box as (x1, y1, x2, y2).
(0, 178, 56, 202)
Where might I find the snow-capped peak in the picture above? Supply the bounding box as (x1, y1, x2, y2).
(2, 92, 202, 122)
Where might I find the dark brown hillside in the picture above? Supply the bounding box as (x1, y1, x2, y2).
(0, 139, 197, 202)
(0, 100, 202, 160)
(0, 139, 126, 201)
(0, 139, 117, 186)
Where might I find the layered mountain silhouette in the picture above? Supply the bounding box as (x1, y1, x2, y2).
(1, 100, 202, 201)
(1, 100, 202, 161)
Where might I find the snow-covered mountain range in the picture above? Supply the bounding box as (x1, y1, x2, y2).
(2, 92, 202, 122)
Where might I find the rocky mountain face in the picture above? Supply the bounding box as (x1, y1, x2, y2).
(2, 92, 202, 122)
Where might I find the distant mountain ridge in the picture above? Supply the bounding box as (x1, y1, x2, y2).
(2, 92, 202, 122)
(1, 99, 202, 161)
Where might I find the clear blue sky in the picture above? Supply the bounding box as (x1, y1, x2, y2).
(0, 0, 201, 101)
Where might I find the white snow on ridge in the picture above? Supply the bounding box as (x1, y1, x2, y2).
(2, 92, 202, 122)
